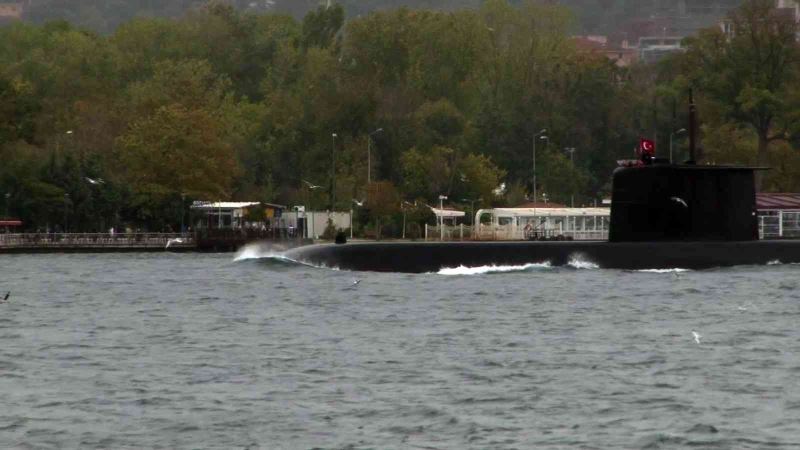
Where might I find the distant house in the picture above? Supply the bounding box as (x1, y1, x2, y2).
(572, 36, 638, 67)
(190, 201, 285, 230)
(0, 2, 24, 21)
(637, 36, 685, 64)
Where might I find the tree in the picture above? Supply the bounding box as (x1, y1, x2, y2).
(115, 104, 239, 202)
(366, 180, 400, 239)
(681, 0, 800, 189)
(301, 3, 345, 50)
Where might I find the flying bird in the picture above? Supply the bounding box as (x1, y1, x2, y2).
(2, 291, 9, 302)
(352, 279, 361, 286)
(165, 238, 186, 249)
(352, 199, 365, 207)
(670, 197, 688, 208)
(85, 177, 105, 185)
(303, 180, 322, 190)
(692, 331, 702, 344)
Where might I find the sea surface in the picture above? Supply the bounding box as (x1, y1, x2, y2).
(1, 246, 800, 449)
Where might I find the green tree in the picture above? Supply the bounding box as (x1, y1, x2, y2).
(115, 104, 239, 202)
(301, 3, 345, 50)
(681, 0, 800, 189)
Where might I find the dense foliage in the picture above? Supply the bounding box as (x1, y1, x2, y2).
(1, 0, 799, 234)
(21, 0, 635, 35)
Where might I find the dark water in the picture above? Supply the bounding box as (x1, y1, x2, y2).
(1, 247, 800, 449)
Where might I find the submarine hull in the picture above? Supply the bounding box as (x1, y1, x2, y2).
(286, 240, 800, 273)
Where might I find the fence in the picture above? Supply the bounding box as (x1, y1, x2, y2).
(759, 212, 800, 239)
(474, 224, 608, 241)
(424, 224, 475, 241)
(0, 233, 193, 249)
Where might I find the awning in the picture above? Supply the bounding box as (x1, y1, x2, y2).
(0, 220, 22, 227)
(430, 207, 465, 218)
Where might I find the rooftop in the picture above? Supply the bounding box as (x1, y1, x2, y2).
(757, 193, 800, 210)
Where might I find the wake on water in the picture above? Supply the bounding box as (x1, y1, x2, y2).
(437, 254, 601, 275)
(437, 262, 553, 276)
(233, 242, 302, 265)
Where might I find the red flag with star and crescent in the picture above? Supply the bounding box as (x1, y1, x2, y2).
(638, 138, 655, 158)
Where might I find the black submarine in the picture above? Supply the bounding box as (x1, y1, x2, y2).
(287, 95, 800, 273)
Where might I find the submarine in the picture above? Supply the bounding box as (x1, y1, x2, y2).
(287, 95, 800, 273)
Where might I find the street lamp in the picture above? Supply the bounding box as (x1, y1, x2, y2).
(367, 128, 383, 185)
(533, 129, 547, 204)
(564, 147, 576, 207)
(331, 132, 337, 210)
(460, 198, 482, 226)
(564, 147, 576, 164)
(63, 193, 69, 233)
(401, 201, 413, 239)
(180, 193, 186, 234)
(438, 195, 448, 241)
(670, 128, 686, 164)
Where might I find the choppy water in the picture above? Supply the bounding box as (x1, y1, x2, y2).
(2, 246, 800, 449)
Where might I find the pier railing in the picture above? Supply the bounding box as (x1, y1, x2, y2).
(0, 233, 193, 249)
(759, 212, 800, 239)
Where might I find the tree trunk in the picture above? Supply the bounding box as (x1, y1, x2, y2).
(755, 132, 769, 192)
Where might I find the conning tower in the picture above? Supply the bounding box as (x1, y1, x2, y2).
(609, 90, 759, 242)
(609, 165, 758, 242)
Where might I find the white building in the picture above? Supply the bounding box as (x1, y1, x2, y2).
(283, 210, 352, 239)
(474, 207, 611, 241)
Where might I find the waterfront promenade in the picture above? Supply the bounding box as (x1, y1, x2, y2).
(0, 233, 194, 253)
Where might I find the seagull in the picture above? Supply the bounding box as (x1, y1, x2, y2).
(85, 177, 105, 185)
(692, 331, 702, 344)
(303, 180, 322, 190)
(165, 238, 185, 249)
(352, 199, 364, 207)
(352, 279, 361, 286)
(1, 291, 9, 302)
(670, 197, 688, 208)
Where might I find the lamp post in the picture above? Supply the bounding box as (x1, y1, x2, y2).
(564, 147, 576, 164)
(564, 147, 576, 207)
(331, 132, 337, 211)
(460, 198, 481, 226)
(180, 193, 186, 234)
(533, 129, 547, 204)
(401, 200, 413, 239)
(63, 193, 69, 233)
(367, 128, 383, 185)
(438, 195, 447, 241)
(669, 128, 686, 164)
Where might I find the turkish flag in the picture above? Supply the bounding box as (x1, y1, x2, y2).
(639, 138, 655, 157)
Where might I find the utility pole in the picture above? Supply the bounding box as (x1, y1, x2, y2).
(533, 129, 547, 203)
(331, 133, 337, 210)
(439, 195, 447, 241)
(565, 147, 576, 207)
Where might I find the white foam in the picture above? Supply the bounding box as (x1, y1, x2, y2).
(233, 244, 269, 261)
(232, 242, 297, 263)
(767, 259, 782, 266)
(437, 262, 552, 276)
(637, 268, 690, 273)
(567, 255, 599, 270)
